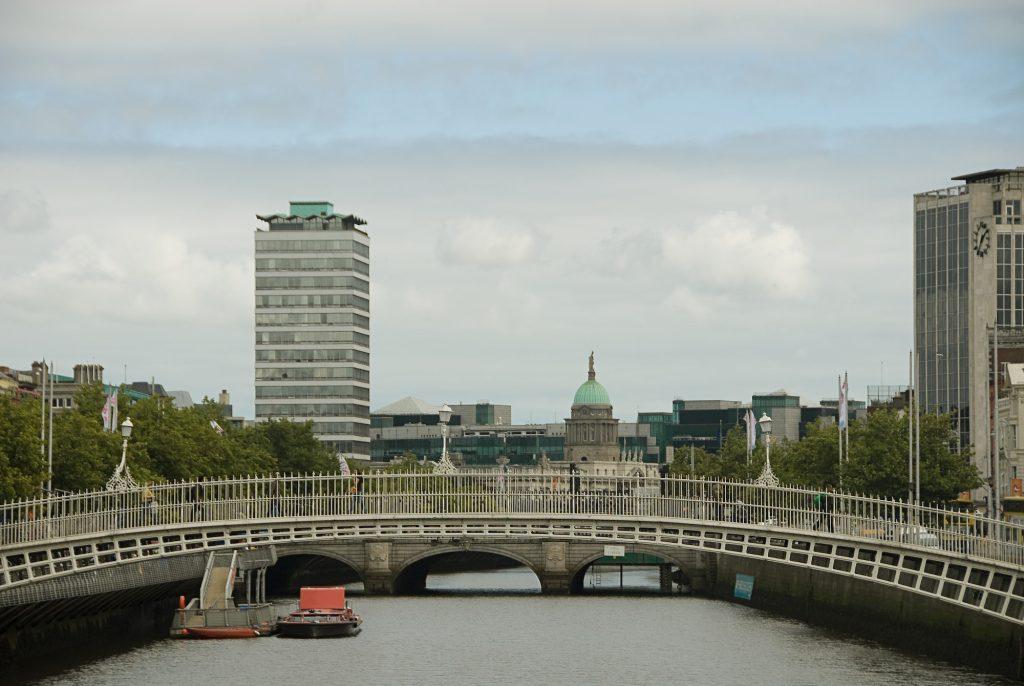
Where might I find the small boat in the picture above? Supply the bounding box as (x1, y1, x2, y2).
(278, 586, 362, 638)
(178, 623, 273, 639)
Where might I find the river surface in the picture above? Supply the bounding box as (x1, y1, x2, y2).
(15, 567, 1016, 686)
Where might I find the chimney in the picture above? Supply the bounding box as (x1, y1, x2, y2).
(218, 389, 230, 406)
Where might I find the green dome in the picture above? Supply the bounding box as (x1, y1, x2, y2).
(573, 379, 611, 405)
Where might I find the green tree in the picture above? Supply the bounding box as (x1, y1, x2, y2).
(50, 383, 127, 492)
(383, 450, 426, 473)
(0, 397, 47, 499)
(257, 419, 336, 473)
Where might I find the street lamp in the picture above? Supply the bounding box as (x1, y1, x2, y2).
(433, 405, 456, 474)
(754, 412, 779, 487)
(107, 417, 139, 491)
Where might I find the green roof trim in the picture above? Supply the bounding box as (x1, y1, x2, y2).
(573, 379, 610, 405)
(289, 201, 334, 216)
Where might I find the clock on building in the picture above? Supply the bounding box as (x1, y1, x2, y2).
(973, 221, 991, 257)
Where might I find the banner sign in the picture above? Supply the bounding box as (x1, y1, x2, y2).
(603, 545, 626, 558)
(734, 573, 754, 600)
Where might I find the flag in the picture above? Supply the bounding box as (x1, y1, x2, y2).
(838, 374, 849, 430)
(210, 420, 224, 435)
(101, 395, 112, 431)
(339, 456, 351, 476)
(744, 408, 756, 452)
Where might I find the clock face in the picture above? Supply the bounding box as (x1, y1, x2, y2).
(973, 221, 991, 257)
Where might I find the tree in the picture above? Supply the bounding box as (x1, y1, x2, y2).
(0, 397, 47, 499)
(257, 419, 337, 473)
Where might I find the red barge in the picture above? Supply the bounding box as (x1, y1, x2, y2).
(278, 587, 362, 638)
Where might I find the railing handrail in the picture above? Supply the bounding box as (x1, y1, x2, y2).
(1, 471, 1020, 570)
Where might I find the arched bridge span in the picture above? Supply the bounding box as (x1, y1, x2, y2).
(2, 473, 1024, 676)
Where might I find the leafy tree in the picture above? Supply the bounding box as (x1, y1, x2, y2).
(256, 419, 336, 473)
(383, 451, 426, 473)
(0, 397, 47, 499)
(50, 384, 127, 492)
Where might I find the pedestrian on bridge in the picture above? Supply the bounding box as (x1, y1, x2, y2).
(812, 487, 835, 533)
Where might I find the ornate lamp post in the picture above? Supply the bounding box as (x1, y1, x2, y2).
(433, 404, 457, 474)
(754, 412, 779, 487)
(106, 417, 139, 491)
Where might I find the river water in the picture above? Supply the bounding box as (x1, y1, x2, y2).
(17, 568, 1015, 686)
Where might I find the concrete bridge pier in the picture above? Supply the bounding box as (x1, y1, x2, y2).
(364, 541, 394, 594)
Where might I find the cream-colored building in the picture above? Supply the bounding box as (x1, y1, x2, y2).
(914, 167, 1024, 495)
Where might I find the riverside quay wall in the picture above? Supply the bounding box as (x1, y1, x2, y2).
(713, 555, 1024, 680)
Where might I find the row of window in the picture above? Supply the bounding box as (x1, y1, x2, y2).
(255, 348, 370, 364)
(255, 403, 369, 418)
(313, 422, 370, 437)
(323, 439, 369, 456)
(256, 366, 370, 381)
(255, 312, 370, 328)
(256, 385, 370, 400)
(255, 294, 369, 310)
(256, 331, 370, 346)
(258, 387, 370, 403)
(256, 239, 369, 257)
(255, 257, 369, 275)
(256, 409, 372, 423)
(255, 276, 369, 293)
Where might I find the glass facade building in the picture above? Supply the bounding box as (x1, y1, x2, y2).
(255, 201, 371, 457)
(914, 193, 970, 446)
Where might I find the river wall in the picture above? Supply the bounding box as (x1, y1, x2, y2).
(712, 555, 1024, 680)
(0, 582, 197, 681)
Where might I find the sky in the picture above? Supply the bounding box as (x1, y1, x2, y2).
(1, 1, 1022, 422)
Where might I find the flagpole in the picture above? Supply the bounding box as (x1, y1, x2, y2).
(908, 350, 914, 505)
(40, 358, 46, 497)
(844, 371, 849, 466)
(47, 361, 54, 497)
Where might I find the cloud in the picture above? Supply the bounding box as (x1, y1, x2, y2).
(662, 209, 811, 298)
(436, 217, 536, 268)
(0, 189, 50, 235)
(6, 232, 251, 326)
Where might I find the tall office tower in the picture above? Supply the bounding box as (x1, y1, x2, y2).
(255, 201, 371, 459)
(914, 167, 1023, 487)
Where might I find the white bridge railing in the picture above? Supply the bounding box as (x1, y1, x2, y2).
(1, 472, 1022, 568)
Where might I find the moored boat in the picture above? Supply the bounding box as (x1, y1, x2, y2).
(278, 586, 362, 638)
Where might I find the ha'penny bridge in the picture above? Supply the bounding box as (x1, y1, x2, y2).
(3, 472, 1024, 677)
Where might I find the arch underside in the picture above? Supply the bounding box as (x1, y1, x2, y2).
(391, 545, 543, 594)
(3, 516, 1024, 627)
(268, 551, 362, 595)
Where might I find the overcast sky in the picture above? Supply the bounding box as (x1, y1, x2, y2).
(1, 1, 1022, 422)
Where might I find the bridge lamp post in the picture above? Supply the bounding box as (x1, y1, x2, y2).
(106, 417, 139, 492)
(754, 412, 779, 487)
(433, 405, 456, 475)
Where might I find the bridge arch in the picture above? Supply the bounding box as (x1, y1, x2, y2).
(568, 545, 695, 593)
(268, 545, 363, 596)
(391, 545, 543, 594)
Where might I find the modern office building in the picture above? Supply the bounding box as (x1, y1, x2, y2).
(255, 201, 371, 459)
(914, 167, 1024, 486)
(449, 402, 512, 427)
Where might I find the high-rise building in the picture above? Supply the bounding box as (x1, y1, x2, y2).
(914, 167, 1024, 485)
(254, 201, 371, 459)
